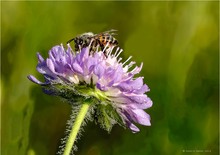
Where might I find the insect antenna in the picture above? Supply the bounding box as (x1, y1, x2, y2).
(67, 38, 75, 44)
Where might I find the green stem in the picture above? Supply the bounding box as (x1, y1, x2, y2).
(63, 103, 90, 155)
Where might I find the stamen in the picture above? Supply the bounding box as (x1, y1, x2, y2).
(107, 46, 114, 56)
(107, 47, 113, 56)
(102, 42, 110, 53)
(117, 57, 122, 63)
(127, 61, 136, 69)
(67, 43, 75, 55)
(130, 66, 138, 73)
(129, 63, 142, 74)
(113, 47, 120, 57)
(89, 39, 94, 48)
(115, 49, 123, 58)
(60, 44, 65, 55)
(122, 56, 132, 66)
(78, 45, 82, 52)
(71, 48, 76, 56)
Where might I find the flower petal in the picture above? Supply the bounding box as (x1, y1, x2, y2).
(37, 53, 44, 63)
(46, 58, 56, 73)
(133, 84, 150, 94)
(127, 121, 140, 133)
(72, 61, 83, 74)
(27, 75, 50, 85)
(128, 108, 151, 126)
(94, 63, 105, 78)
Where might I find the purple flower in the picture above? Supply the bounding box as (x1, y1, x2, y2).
(28, 44, 153, 133)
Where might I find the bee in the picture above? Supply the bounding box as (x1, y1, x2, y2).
(67, 30, 118, 56)
(67, 32, 94, 51)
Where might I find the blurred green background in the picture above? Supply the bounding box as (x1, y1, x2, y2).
(1, 1, 219, 155)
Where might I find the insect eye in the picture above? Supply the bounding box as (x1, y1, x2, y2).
(114, 40, 118, 45)
(79, 39, 83, 44)
(74, 38, 78, 43)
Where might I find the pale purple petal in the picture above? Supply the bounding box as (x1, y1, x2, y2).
(37, 53, 44, 63)
(125, 108, 151, 126)
(129, 77, 144, 90)
(94, 64, 105, 78)
(72, 62, 83, 74)
(133, 84, 150, 94)
(76, 47, 89, 64)
(127, 122, 140, 133)
(36, 63, 57, 79)
(27, 75, 50, 85)
(46, 58, 56, 73)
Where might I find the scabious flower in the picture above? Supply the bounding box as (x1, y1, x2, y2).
(28, 43, 152, 133)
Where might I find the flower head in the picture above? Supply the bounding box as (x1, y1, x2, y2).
(28, 43, 153, 133)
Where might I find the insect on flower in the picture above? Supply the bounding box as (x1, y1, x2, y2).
(67, 29, 119, 56)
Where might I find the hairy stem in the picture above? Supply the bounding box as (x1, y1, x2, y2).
(63, 103, 90, 155)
